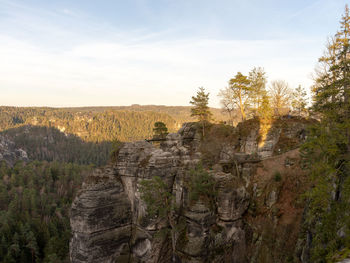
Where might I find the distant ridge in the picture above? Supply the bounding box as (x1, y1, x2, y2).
(0, 105, 227, 142)
(41, 104, 226, 123)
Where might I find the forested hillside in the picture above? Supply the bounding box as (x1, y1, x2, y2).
(2, 126, 112, 166)
(0, 107, 176, 142)
(0, 161, 90, 263)
(64, 105, 227, 124)
(0, 106, 226, 143)
(0, 106, 223, 166)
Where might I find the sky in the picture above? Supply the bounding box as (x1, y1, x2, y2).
(0, 0, 349, 107)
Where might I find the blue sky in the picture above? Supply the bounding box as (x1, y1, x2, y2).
(0, 0, 348, 107)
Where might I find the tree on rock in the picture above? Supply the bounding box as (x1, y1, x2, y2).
(249, 67, 268, 112)
(218, 87, 236, 126)
(153, 122, 169, 139)
(258, 94, 273, 121)
(269, 80, 292, 116)
(190, 87, 212, 136)
(218, 72, 251, 122)
(291, 85, 308, 117)
(218, 68, 267, 123)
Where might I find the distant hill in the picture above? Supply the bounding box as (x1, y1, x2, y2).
(0, 105, 227, 143)
(62, 105, 227, 124)
(2, 126, 111, 166)
(0, 105, 227, 165)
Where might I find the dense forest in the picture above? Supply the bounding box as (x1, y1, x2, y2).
(0, 106, 226, 143)
(0, 161, 90, 263)
(62, 105, 226, 125)
(0, 107, 177, 142)
(2, 126, 112, 166)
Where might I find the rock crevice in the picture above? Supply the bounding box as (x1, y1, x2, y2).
(70, 120, 309, 263)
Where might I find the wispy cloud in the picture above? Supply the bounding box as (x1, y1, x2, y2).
(0, 35, 321, 107)
(286, 0, 323, 20)
(0, 0, 334, 107)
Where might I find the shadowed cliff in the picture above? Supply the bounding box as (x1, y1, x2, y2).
(70, 118, 313, 263)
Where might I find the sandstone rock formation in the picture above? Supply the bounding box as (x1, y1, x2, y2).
(70, 120, 309, 263)
(0, 134, 28, 166)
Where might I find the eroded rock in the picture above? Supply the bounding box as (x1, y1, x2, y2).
(0, 134, 28, 166)
(70, 120, 310, 263)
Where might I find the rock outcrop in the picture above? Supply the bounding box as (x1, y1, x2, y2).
(0, 134, 28, 166)
(70, 119, 310, 263)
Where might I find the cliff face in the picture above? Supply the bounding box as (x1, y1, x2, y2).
(0, 134, 28, 166)
(70, 119, 310, 263)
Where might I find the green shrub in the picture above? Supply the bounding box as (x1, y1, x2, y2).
(274, 171, 282, 182)
(187, 164, 217, 208)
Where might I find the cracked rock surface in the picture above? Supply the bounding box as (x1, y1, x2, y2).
(70, 120, 309, 263)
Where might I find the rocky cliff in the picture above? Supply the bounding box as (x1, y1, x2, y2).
(70, 118, 311, 263)
(0, 134, 28, 166)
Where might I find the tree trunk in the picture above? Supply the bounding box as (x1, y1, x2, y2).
(202, 120, 205, 137)
(228, 111, 233, 126)
(239, 88, 246, 121)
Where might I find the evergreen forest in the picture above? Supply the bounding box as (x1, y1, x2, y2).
(0, 161, 91, 262)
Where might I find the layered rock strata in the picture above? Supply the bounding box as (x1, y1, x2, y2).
(70, 120, 308, 263)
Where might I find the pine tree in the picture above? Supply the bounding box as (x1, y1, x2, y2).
(249, 67, 267, 111)
(291, 85, 308, 117)
(313, 5, 350, 121)
(257, 94, 273, 121)
(218, 72, 251, 123)
(190, 87, 212, 136)
(301, 5, 350, 261)
(25, 230, 39, 263)
(152, 122, 169, 139)
(228, 72, 251, 121)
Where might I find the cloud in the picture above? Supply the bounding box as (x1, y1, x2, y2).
(0, 0, 325, 107)
(0, 34, 322, 107)
(286, 0, 323, 20)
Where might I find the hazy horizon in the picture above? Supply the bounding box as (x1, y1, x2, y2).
(0, 104, 220, 108)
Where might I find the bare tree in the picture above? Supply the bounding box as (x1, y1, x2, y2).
(218, 87, 235, 125)
(269, 80, 292, 116)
